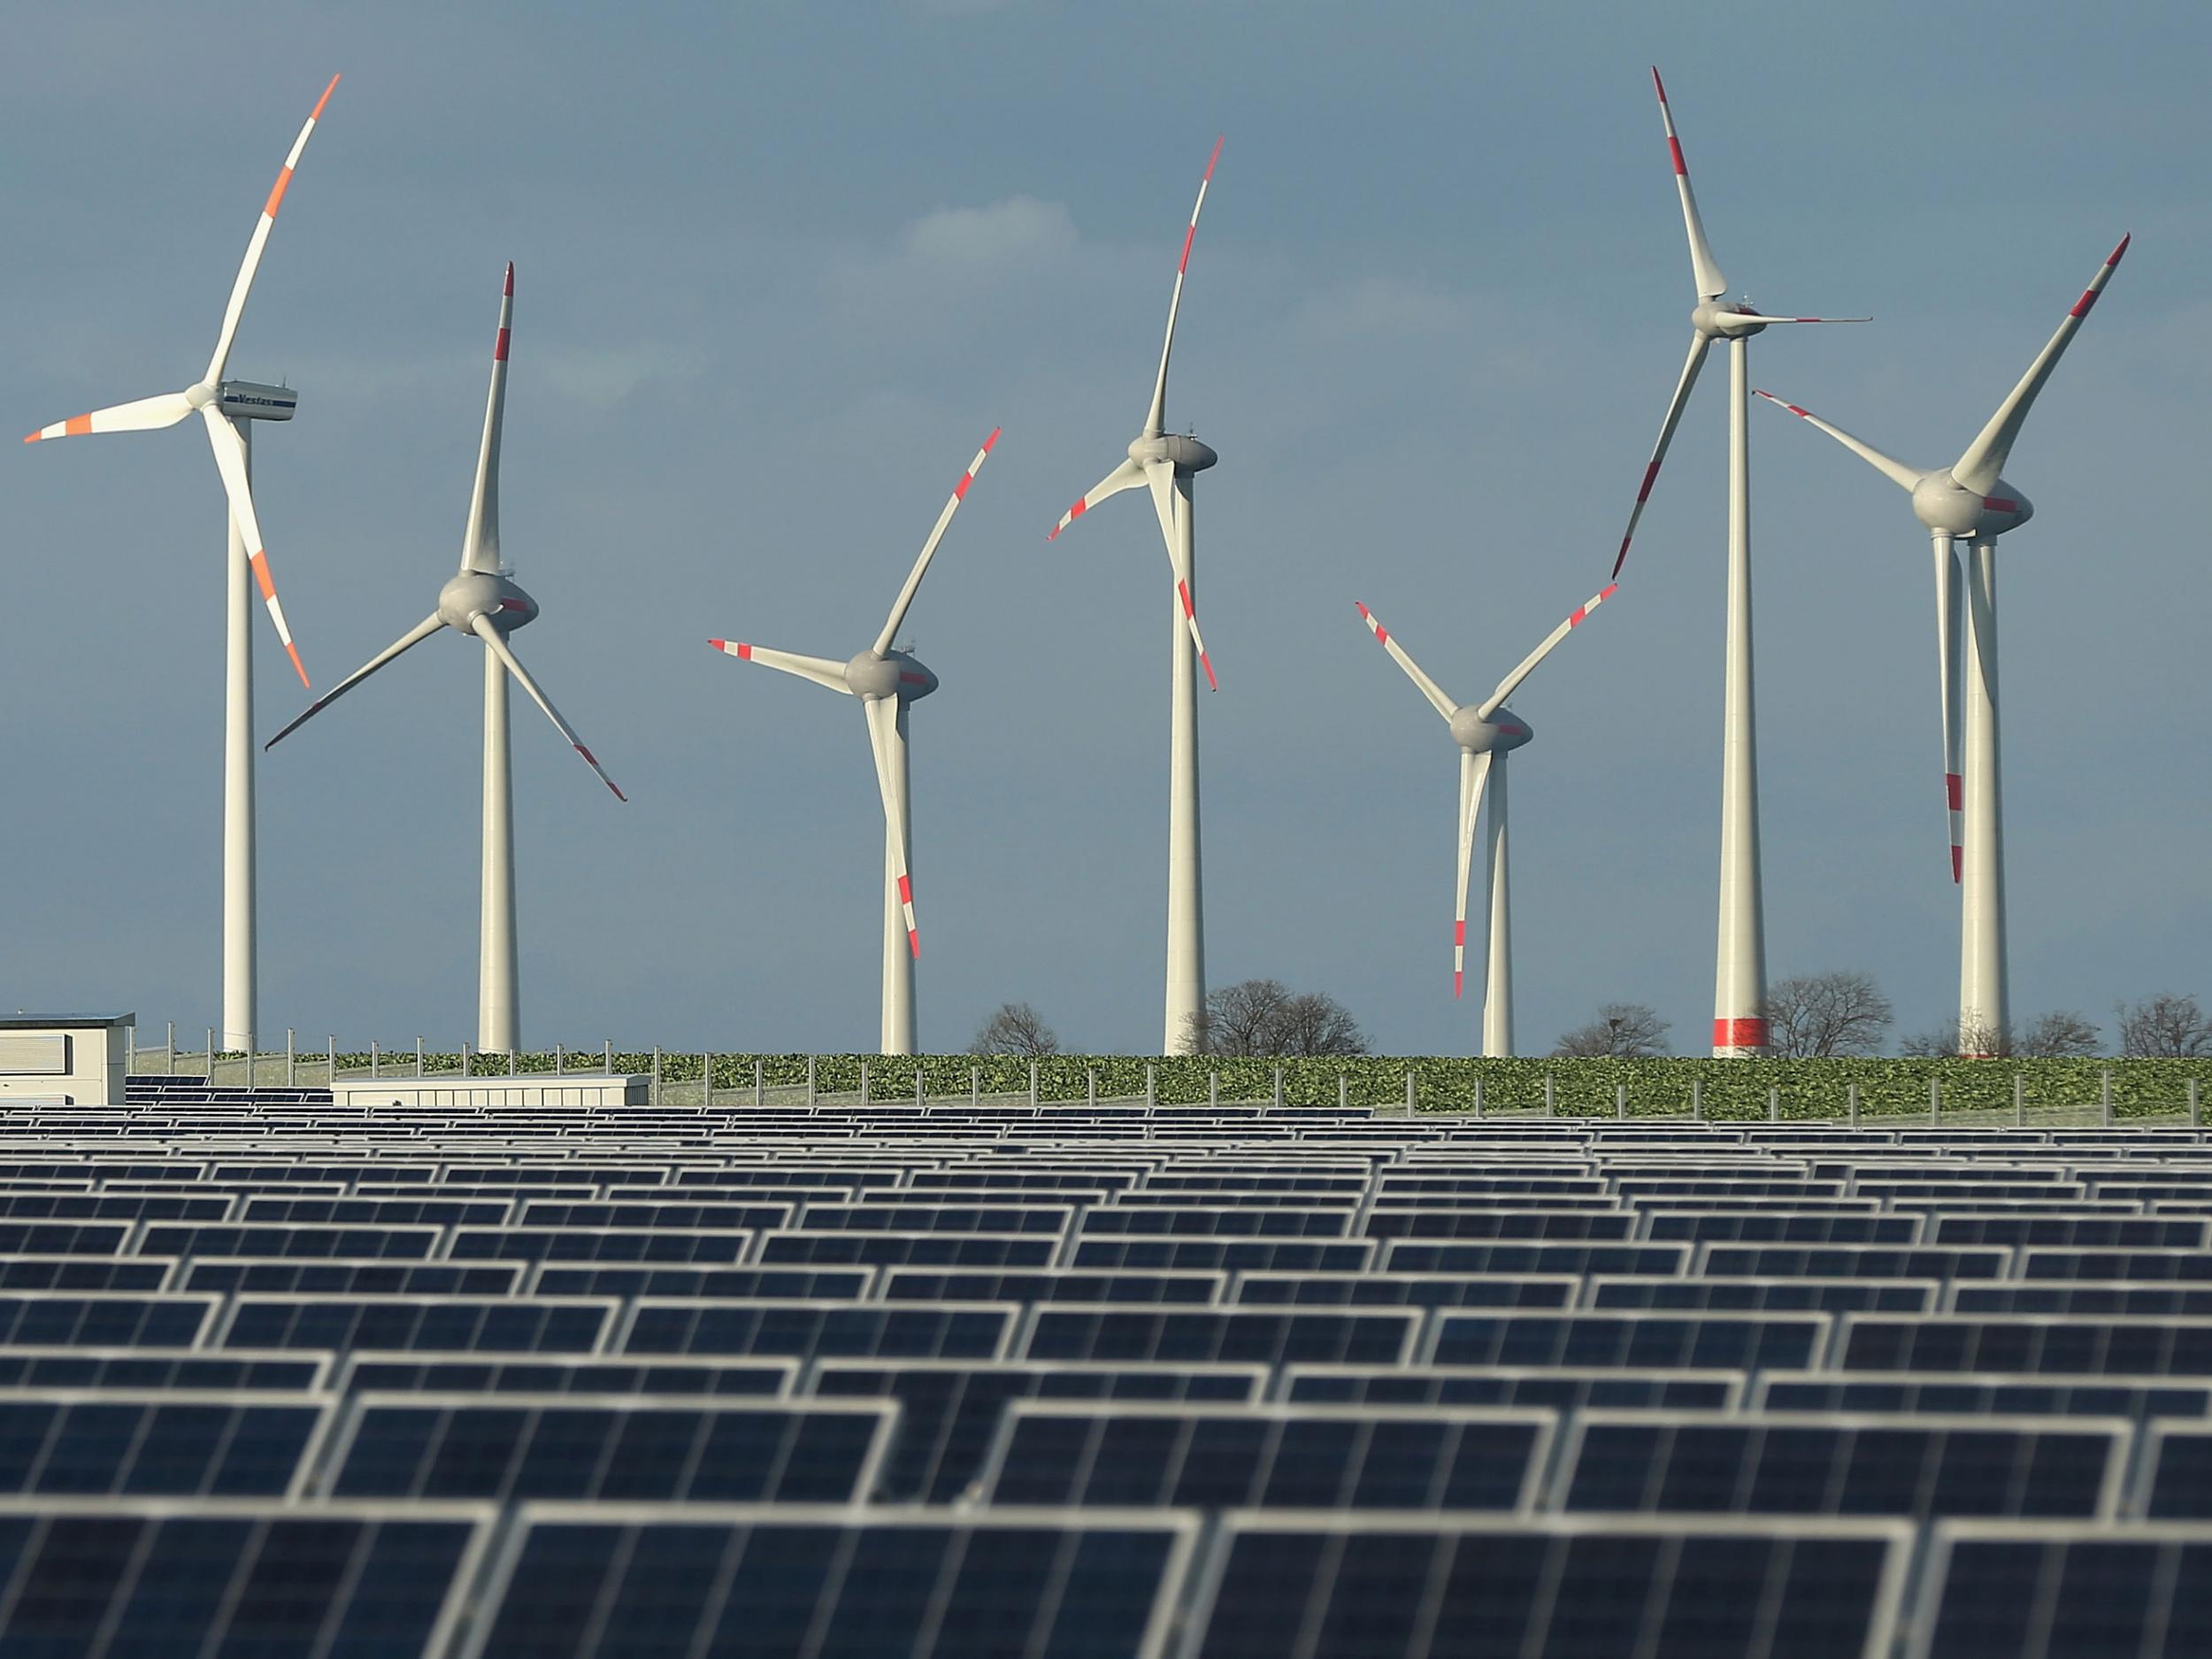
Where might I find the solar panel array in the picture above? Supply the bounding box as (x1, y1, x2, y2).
(2, 1079, 2212, 1652)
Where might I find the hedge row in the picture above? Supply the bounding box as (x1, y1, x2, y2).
(310, 1052, 2212, 1120)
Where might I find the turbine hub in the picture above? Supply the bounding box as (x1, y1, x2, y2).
(1450, 707, 1533, 754)
(1912, 472, 2033, 540)
(185, 382, 217, 410)
(1127, 434, 1218, 472)
(847, 649, 937, 703)
(1693, 299, 1768, 341)
(439, 571, 537, 634)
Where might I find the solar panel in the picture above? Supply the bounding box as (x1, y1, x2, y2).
(1378, 1240, 1689, 1276)
(180, 1258, 526, 1296)
(0, 1348, 327, 1391)
(513, 1199, 793, 1230)
(1589, 1276, 1939, 1315)
(1365, 1209, 1634, 1240)
(0, 1293, 217, 1349)
(450, 1225, 751, 1263)
(1279, 1363, 1745, 1412)
(1754, 1371, 2212, 1422)
(1914, 1520, 2212, 1659)
(1695, 1244, 2011, 1279)
(0, 1499, 488, 1656)
(1025, 1307, 1421, 1367)
(1951, 1284, 2212, 1317)
(2019, 1248, 2212, 1281)
(1068, 1238, 1379, 1273)
(529, 1265, 874, 1300)
(1933, 1216, 2212, 1249)
(219, 1294, 616, 1355)
(465, 1505, 1196, 1659)
(0, 1389, 329, 1497)
(794, 1202, 1074, 1233)
(1643, 1211, 1924, 1245)
(1430, 1311, 1830, 1371)
(980, 1402, 1552, 1512)
(340, 1354, 798, 1398)
(238, 1194, 516, 1225)
(1078, 1206, 1353, 1238)
(2136, 1425, 2212, 1517)
(879, 1269, 1226, 1305)
(1184, 1514, 1909, 1659)
(756, 1228, 1059, 1268)
(1233, 1271, 1580, 1310)
(139, 1222, 444, 1260)
(619, 1299, 1016, 1362)
(0, 1222, 132, 1256)
(324, 1394, 894, 1503)
(1840, 1316, 2212, 1376)
(0, 1257, 172, 1292)
(1555, 1410, 2127, 1518)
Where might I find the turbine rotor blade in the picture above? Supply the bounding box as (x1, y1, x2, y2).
(1455, 750, 1494, 999)
(1144, 135, 1223, 437)
(709, 640, 852, 695)
(1728, 313, 1872, 325)
(1651, 67, 1727, 301)
(1951, 233, 2130, 497)
(204, 73, 340, 387)
(1932, 534, 1964, 884)
(265, 612, 445, 750)
(202, 407, 308, 687)
(874, 427, 1000, 657)
(1477, 583, 1619, 721)
(1611, 333, 1711, 580)
(1354, 602, 1457, 721)
(1145, 459, 1215, 690)
(23, 390, 195, 444)
(1048, 457, 1144, 541)
(864, 696, 919, 959)
(1753, 389, 1926, 492)
(471, 614, 626, 800)
(461, 264, 514, 576)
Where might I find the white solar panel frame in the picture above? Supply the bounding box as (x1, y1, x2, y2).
(1907, 1518, 2212, 1659)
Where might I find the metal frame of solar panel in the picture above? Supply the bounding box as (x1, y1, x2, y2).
(1910, 1518, 2212, 1659)
(1426, 1309, 1833, 1371)
(336, 1351, 800, 1398)
(617, 1296, 1019, 1361)
(0, 1495, 494, 1657)
(1277, 1363, 1747, 1411)
(1838, 1315, 2212, 1375)
(1752, 1371, 2212, 1422)
(1176, 1511, 1914, 1659)
(215, 1293, 618, 1355)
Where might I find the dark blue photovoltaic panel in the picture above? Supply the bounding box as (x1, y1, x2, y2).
(341, 1356, 795, 1398)
(468, 1511, 1192, 1659)
(1233, 1272, 1578, 1310)
(0, 1223, 132, 1256)
(0, 1259, 170, 1292)
(326, 1397, 891, 1503)
(756, 1230, 1057, 1268)
(238, 1195, 515, 1225)
(514, 1201, 792, 1230)
(0, 1504, 483, 1655)
(1840, 1317, 2212, 1376)
(794, 1203, 1073, 1233)
(138, 1223, 442, 1260)
(0, 1295, 217, 1349)
(0, 1349, 325, 1391)
(0, 1393, 326, 1495)
(449, 1227, 750, 1263)
(220, 1296, 613, 1355)
(2139, 1426, 2212, 1517)
(1934, 1217, 2211, 1249)
(531, 1266, 873, 1300)
(1187, 1517, 1907, 1659)
(880, 1269, 1225, 1305)
(1697, 1246, 2011, 1280)
(1025, 1308, 1420, 1367)
(1069, 1239, 1378, 1273)
(1377, 1240, 1689, 1276)
(1431, 1312, 1828, 1371)
(1920, 1524, 2212, 1658)
(1952, 1285, 2212, 1317)
(1558, 1413, 2123, 1518)
(1281, 1364, 1743, 1412)
(1590, 1277, 1937, 1315)
(1364, 1210, 1633, 1240)
(619, 1300, 1014, 1362)
(2019, 1249, 2212, 1281)
(1755, 1372, 2212, 1421)
(983, 1403, 1548, 1511)
(181, 1260, 524, 1296)
(812, 1359, 1264, 1502)
(1644, 1213, 1923, 1245)
(1077, 1207, 1352, 1238)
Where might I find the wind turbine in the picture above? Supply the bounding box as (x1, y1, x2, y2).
(1356, 584, 1617, 1055)
(1756, 234, 2129, 1055)
(265, 265, 625, 1055)
(710, 429, 999, 1056)
(1048, 138, 1223, 1056)
(25, 73, 339, 1055)
(1609, 67, 1866, 1058)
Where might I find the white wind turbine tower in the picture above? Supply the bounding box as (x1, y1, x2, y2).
(1049, 139, 1225, 1056)
(25, 74, 338, 1055)
(1757, 234, 2130, 1055)
(711, 430, 1000, 1056)
(265, 265, 626, 1055)
(1356, 584, 1617, 1056)
(1609, 67, 1866, 1058)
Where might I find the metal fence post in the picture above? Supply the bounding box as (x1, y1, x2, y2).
(603, 1040, 612, 1076)
(286, 1029, 296, 1087)
(2102, 1069, 2113, 1127)
(2191, 1079, 2201, 1129)
(1273, 1066, 1284, 1110)
(327, 1035, 335, 1086)
(1847, 1082, 1859, 1129)
(1692, 1076, 1703, 1123)
(464, 1041, 473, 1080)
(165, 1022, 175, 1074)
(1473, 1077, 1483, 1119)
(859, 1061, 869, 1106)
(1618, 1083, 1629, 1122)
(417, 1037, 425, 1079)
(703, 1052, 713, 1109)
(807, 1055, 818, 1107)
(971, 1065, 980, 1108)
(1405, 1070, 1415, 1114)
(1087, 1068, 1097, 1107)
(651, 1045, 661, 1105)
(1768, 1086, 1779, 1124)
(1544, 1073, 1555, 1118)
(206, 1028, 216, 1084)
(556, 1044, 565, 1077)
(1148, 1065, 1158, 1110)
(371, 1041, 380, 1080)
(756, 1060, 765, 1107)
(1931, 1076, 1939, 1126)
(1030, 1061, 1039, 1108)
(1338, 1073, 1347, 1110)
(2015, 1073, 2025, 1129)
(1210, 1071, 1219, 1108)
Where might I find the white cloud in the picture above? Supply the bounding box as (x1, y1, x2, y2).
(902, 196, 1078, 266)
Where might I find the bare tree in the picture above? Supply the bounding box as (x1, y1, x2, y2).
(969, 1002, 1060, 1057)
(2117, 993, 2211, 1058)
(1900, 1017, 2011, 1057)
(1763, 972, 1893, 1058)
(1553, 1003, 1671, 1058)
(2016, 1010, 2101, 1058)
(1187, 979, 1368, 1057)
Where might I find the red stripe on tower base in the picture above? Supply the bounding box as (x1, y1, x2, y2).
(1712, 1017, 1770, 1050)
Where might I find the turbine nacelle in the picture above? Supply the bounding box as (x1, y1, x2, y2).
(440, 571, 537, 635)
(1128, 433, 1218, 473)
(847, 649, 938, 703)
(1450, 707, 1533, 755)
(1911, 472, 2034, 539)
(216, 380, 298, 423)
(1694, 299, 1775, 340)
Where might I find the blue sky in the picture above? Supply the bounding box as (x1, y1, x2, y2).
(3, 1, 2205, 1055)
